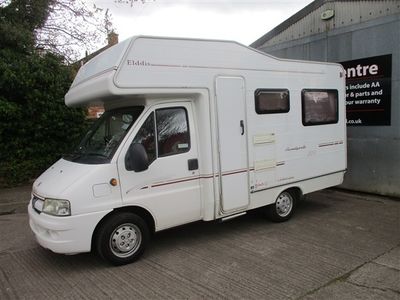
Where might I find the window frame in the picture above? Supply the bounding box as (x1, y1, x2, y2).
(155, 106, 191, 158)
(301, 89, 339, 126)
(254, 88, 290, 114)
(127, 106, 192, 171)
(132, 111, 157, 165)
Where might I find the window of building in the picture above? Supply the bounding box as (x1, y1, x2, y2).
(302, 89, 338, 126)
(255, 89, 290, 114)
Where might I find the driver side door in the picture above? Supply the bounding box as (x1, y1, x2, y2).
(117, 102, 201, 231)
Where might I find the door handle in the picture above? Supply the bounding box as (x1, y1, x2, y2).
(188, 158, 199, 171)
(240, 120, 244, 135)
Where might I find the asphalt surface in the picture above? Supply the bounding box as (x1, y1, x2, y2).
(0, 187, 399, 299)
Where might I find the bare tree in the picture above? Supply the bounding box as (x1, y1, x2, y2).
(35, 0, 111, 63)
(114, 0, 155, 6)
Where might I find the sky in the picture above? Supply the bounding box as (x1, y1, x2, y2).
(93, 0, 314, 46)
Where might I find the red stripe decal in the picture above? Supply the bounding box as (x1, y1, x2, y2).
(319, 140, 344, 147)
(151, 168, 253, 188)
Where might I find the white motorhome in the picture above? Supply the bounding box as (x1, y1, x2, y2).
(29, 36, 346, 265)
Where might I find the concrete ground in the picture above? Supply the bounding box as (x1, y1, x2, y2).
(0, 187, 398, 299)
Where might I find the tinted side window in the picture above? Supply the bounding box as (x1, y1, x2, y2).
(302, 89, 338, 126)
(255, 89, 290, 114)
(156, 108, 190, 157)
(132, 113, 156, 164)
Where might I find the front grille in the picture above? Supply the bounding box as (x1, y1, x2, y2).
(32, 195, 44, 213)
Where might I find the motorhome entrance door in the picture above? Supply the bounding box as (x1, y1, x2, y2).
(215, 76, 249, 212)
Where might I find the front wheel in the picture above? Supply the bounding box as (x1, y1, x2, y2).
(95, 212, 150, 266)
(266, 190, 296, 222)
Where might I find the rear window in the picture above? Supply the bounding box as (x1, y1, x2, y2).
(255, 89, 290, 114)
(302, 89, 338, 126)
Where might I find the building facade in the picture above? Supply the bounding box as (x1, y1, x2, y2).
(252, 0, 400, 197)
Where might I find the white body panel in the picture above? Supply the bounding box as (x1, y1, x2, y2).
(29, 36, 346, 255)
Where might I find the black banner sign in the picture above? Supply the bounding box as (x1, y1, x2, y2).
(340, 54, 392, 126)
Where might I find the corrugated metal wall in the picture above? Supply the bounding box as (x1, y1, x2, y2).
(262, 1, 400, 48)
(254, 1, 400, 197)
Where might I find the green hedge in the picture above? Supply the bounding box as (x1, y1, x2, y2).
(0, 50, 87, 187)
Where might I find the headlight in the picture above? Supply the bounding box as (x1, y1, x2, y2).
(42, 199, 71, 216)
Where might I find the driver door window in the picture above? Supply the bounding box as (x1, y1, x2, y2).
(130, 107, 190, 169)
(156, 108, 190, 157)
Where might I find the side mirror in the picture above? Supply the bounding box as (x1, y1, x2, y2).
(125, 143, 149, 172)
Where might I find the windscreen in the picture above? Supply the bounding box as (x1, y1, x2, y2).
(64, 106, 144, 164)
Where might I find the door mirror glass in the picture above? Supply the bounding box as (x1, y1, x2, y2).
(125, 143, 149, 172)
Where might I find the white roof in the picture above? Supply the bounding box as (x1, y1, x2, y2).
(65, 36, 341, 107)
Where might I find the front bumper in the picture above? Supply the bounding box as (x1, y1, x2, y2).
(28, 204, 111, 254)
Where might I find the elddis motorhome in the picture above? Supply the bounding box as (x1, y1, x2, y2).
(28, 36, 347, 265)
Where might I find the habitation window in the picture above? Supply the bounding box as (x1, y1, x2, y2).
(302, 89, 338, 126)
(255, 89, 290, 114)
(156, 107, 190, 157)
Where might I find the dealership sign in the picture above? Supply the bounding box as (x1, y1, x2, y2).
(341, 54, 392, 126)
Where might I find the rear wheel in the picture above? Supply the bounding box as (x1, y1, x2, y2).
(95, 212, 149, 266)
(266, 190, 296, 222)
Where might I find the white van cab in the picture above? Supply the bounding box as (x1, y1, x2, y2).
(29, 36, 346, 265)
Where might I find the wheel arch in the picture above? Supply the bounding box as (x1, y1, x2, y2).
(284, 186, 303, 201)
(91, 205, 156, 252)
(272, 186, 303, 203)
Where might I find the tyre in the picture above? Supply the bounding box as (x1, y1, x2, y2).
(95, 212, 150, 266)
(266, 190, 296, 222)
